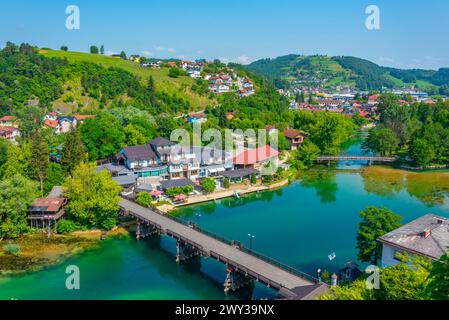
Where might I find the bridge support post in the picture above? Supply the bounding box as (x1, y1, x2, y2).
(136, 221, 158, 240)
(175, 241, 200, 263)
(223, 268, 253, 295)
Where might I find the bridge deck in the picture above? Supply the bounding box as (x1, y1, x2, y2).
(120, 198, 315, 291)
(316, 156, 396, 162)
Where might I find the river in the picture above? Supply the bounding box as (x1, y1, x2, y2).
(1, 136, 449, 300)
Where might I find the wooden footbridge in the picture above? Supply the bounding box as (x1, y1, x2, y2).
(119, 197, 326, 300)
(316, 156, 397, 165)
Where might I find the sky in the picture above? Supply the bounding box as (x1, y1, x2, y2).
(0, 0, 448, 70)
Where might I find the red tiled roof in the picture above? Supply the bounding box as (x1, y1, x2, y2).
(0, 116, 17, 121)
(44, 119, 59, 129)
(233, 145, 280, 166)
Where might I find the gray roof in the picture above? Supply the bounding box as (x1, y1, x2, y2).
(97, 164, 133, 175)
(221, 168, 259, 179)
(160, 179, 195, 190)
(135, 183, 153, 192)
(112, 174, 137, 186)
(149, 137, 175, 147)
(378, 214, 449, 260)
(48, 186, 63, 198)
(121, 145, 158, 162)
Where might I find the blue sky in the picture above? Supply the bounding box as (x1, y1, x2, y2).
(1, 0, 448, 69)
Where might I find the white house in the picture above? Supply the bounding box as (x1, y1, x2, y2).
(378, 214, 449, 267)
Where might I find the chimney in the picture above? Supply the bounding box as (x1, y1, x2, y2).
(437, 219, 443, 225)
(421, 230, 431, 238)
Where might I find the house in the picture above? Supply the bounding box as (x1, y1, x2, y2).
(129, 55, 141, 62)
(368, 94, 381, 105)
(28, 195, 67, 230)
(216, 84, 230, 94)
(116, 140, 169, 178)
(283, 129, 307, 150)
(57, 117, 77, 134)
(0, 127, 20, 144)
(187, 112, 208, 124)
(188, 70, 201, 78)
(44, 119, 59, 131)
(167, 61, 177, 68)
(221, 167, 260, 184)
(0, 116, 18, 128)
(378, 214, 449, 267)
(233, 145, 280, 171)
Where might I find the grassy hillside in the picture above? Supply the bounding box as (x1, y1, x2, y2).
(39, 49, 216, 109)
(247, 54, 448, 94)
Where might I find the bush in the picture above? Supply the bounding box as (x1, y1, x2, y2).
(224, 178, 230, 189)
(168, 68, 180, 78)
(57, 220, 81, 234)
(3, 244, 21, 256)
(165, 186, 194, 198)
(136, 192, 153, 207)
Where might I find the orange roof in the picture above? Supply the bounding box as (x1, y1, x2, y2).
(284, 129, 306, 140)
(0, 116, 17, 121)
(44, 119, 59, 129)
(233, 145, 280, 166)
(0, 126, 19, 134)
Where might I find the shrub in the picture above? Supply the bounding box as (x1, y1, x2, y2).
(3, 244, 21, 256)
(224, 178, 230, 189)
(57, 220, 80, 234)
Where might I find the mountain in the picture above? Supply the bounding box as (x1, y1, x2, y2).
(246, 54, 449, 94)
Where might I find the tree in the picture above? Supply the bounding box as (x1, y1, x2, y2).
(30, 130, 49, 196)
(356, 206, 401, 265)
(43, 163, 65, 195)
(426, 254, 449, 300)
(80, 114, 125, 161)
(124, 124, 148, 146)
(0, 143, 31, 179)
(61, 129, 85, 174)
(100, 45, 104, 55)
(201, 178, 216, 194)
(60, 46, 68, 52)
(363, 127, 399, 156)
(120, 51, 127, 60)
(409, 137, 436, 167)
(224, 178, 230, 189)
(90, 45, 99, 54)
(0, 175, 38, 239)
(64, 162, 121, 230)
(168, 67, 180, 78)
(251, 173, 257, 184)
(136, 192, 153, 207)
(296, 141, 320, 166)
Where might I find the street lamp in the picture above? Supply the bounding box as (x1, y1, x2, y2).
(248, 234, 256, 250)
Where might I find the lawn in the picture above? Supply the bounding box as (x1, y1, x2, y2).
(39, 49, 216, 109)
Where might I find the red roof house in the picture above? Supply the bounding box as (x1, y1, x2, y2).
(233, 145, 280, 167)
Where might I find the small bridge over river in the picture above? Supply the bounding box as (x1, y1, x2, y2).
(119, 197, 326, 300)
(316, 156, 397, 165)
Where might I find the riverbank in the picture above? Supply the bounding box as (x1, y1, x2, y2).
(0, 228, 128, 276)
(157, 179, 290, 213)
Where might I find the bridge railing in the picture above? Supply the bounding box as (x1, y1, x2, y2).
(121, 196, 319, 284)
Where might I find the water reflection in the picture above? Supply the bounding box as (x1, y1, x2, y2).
(361, 167, 449, 207)
(299, 170, 338, 204)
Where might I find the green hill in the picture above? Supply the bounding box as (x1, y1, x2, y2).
(39, 49, 216, 109)
(247, 54, 449, 94)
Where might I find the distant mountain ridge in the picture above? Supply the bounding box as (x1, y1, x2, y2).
(246, 54, 449, 94)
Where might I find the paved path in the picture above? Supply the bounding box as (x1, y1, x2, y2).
(120, 198, 315, 291)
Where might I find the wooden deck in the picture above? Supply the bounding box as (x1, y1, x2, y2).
(119, 198, 319, 297)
